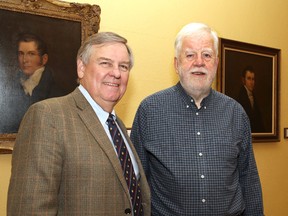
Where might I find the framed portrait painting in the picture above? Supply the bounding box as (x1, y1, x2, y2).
(0, 0, 101, 153)
(217, 38, 280, 142)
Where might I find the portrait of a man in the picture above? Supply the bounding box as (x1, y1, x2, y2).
(0, 8, 81, 133)
(219, 38, 280, 141)
(1, 33, 67, 133)
(235, 66, 265, 133)
(223, 49, 273, 134)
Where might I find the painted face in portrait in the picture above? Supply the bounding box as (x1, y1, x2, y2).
(174, 32, 218, 98)
(243, 71, 255, 92)
(18, 41, 48, 76)
(77, 42, 130, 112)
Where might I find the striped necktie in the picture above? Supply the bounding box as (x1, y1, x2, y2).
(107, 114, 143, 216)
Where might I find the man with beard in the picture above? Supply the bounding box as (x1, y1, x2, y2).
(130, 22, 264, 215)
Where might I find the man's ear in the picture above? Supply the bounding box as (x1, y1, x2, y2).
(42, 54, 48, 65)
(215, 56, 219, 66)
(174, 57, 179, 74)
(77, 59, 85, 79)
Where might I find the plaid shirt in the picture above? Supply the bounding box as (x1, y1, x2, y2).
(131, 82, 264, 216)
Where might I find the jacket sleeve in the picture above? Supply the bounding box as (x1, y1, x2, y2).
(7, 101, 63, 216)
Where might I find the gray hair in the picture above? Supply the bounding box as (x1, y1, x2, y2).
(174, 22, 219, 58)
(77, 32, 134, 69)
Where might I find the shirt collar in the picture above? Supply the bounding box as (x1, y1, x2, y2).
(244, 85, 253, 96)
(20, 66, 45, 96)
(175, 82, 213, 109)
(78, 84, 116, 124)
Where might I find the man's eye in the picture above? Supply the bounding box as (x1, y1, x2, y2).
(99, 61, 112, 67)
(119, 64, 129, 72)
(203, 53, 212, 58)
(28, 52, 37, 57)
(186, 53, 195, 59)
(18, 52, 38, 57)
(202, 52, 213, 59)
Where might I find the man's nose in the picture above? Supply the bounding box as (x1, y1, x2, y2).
(111, 66, 121, 78)
(193, 55, 205, 66)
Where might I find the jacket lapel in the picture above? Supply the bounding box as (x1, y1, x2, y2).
(71, 88, 131, 199)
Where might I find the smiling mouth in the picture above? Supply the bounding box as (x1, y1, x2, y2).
(191, 72, 206, 75)
(104, 82, 119, 87)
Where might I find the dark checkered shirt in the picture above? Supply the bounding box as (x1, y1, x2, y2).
(131, 82, 264, 216)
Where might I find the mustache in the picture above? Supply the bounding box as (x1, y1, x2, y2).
(190, 68, 208, 74)
(177, 65, 212, 75)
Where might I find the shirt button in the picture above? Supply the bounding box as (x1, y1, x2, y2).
(197, 132, 200, 135)
(186, 105, 189, 108)
(201, 175, 205, 178)
(202, 199, 206, 203)
(199, 153, 203, 156)
(196, 112, 199, 115)
(204, 106, 207, 109)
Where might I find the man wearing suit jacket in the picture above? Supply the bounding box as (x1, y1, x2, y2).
(7, 32, 151, 215)
(236, 66, 265, 133)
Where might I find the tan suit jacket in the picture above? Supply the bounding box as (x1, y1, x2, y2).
(7, 88, 151, 215)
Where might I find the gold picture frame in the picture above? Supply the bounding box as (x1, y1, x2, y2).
(0, 0, 101, 153)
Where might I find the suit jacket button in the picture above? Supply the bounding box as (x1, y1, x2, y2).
(125, 208, 131, 214)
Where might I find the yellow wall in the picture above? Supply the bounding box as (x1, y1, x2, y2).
(1, 0, 288, 215)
